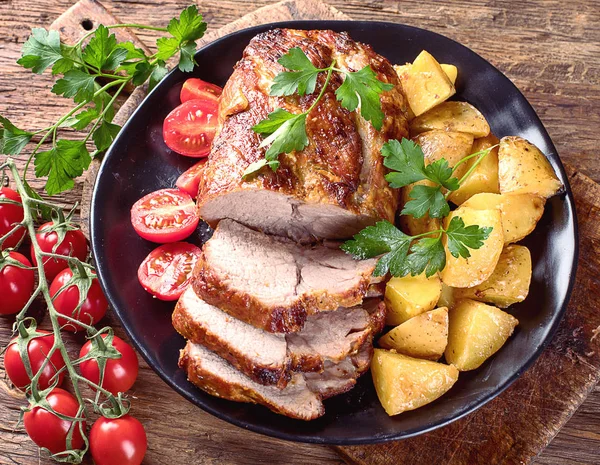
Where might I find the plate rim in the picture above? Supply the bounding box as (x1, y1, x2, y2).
(90, 19, 579, 445)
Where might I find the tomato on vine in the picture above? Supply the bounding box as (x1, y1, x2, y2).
(23, 388, 86, 454)
(79, 335, 139, 395)
(50, 268, 108, 332)
(4, 330, 66, 391)
(90, 415, 147, 465)
(31, 221, 88, 280)
(0, 251, 35, 315)
(0, 187, 26, 250)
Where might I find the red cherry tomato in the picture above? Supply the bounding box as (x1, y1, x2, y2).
(49, 268, 108, 332)
(175, 159, 208, 198)
(0, 187, 26, 250)
(4, 331, 66, 391)
(79, 335, 139, 395)
(23, 388, 85, 454)
(163, 99, 218, 157)
(180, 77, 222, 103)
(90, 415, 147, 465)
(0, 251, 35, 315)
(131, 188, 199, 243)
(138, 242, 201, 301)
(31, 222, 88, 280)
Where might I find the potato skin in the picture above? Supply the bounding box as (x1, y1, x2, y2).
(440, 206, 504, 288)
(454, 245, 532, 308)
(415, 130, 474, 180)
(498, 136, 562, 198)
(410, 101, 490, 138)
(371, 349, 459, 416)
(384, 273, 441, 325)
(378, 307, 449, 361)
(445, 299, 518, 371)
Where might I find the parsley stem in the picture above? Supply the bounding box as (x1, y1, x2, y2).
(83, 80, 128, 145)
(307, 60, 336, 114)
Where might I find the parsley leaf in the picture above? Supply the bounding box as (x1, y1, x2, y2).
(92, 120, 121, 151)
(17, 28, 63, 74)
(401, 184, 449, 219)
(82, 25, 127, 71)
(149, 62, 169, 91)
(270, 47, 320, 96)
(335, 66, 393, 131)
(424, 158, 460, 191)
(381, 138, 427, 187)
(407, 237, 446, 278)
(34, 140, 91, 195)
(445, 216, 492, 259)
(51, 69, 96, 103)
(0, 116, 33, 155)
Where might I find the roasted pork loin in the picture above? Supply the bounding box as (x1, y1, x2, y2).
(196, 28, 409, 242)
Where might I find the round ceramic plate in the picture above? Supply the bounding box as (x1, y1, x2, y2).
(90, 21, 578, 445)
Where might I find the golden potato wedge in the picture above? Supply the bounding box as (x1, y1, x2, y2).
(415, 130, 474, 179)
(437, 283, 455, 309)
(440, 206, 504, 288)
(461, 192, 545, 243)
(399, 181, 441, 236)
(371, 349, 459, 415)
(454, 245, 532, 308)
(378, 307, 449, 361)
(445, 299, 518, 371)
(410, 102, 490, 138)
(498, 136, 562, 198)
(395, 51, 456, 117)
(385, 272, 442, 325)
(448, 134, 500, 205)
(441, 64, 458, 84)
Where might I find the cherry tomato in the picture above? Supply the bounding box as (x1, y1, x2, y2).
(4, 331, 66, 391)
(138, 242, 201, 301)
(23, 388, 85, 454)
(50, 268, 108, 332)
(180, 77, 222, 104)
(175, 159, 207, 198)
(0, 251, 34, 315)
(79, 335, 139, 395)
(31, 222, 88, 280)
(131, 188, 199, 243)
(0, 187, 26, 250)
(163, 99, 218, 157)
(90, 415, 147, 465)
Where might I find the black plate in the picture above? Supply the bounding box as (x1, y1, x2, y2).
(90, 21, 578, 445)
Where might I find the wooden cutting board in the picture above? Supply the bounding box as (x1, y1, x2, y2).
(15, 0, 600, 464)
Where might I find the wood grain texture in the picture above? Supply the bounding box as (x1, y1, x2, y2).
(1, 1, 599, 464)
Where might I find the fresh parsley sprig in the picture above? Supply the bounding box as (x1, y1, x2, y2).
(243, 47, 393, 178)
(0, 5, 206, 198)
(342, 217, 492, 278)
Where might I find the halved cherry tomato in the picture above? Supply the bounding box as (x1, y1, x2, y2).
(31, 222, 88, 280)
(137, 242, 201, 301)
(50, 268, 108, 332)
(24, 388, 86, 454)
(175, 159, 208, 198)
(90, 415, 147, 465)
(0, 187, 26, 250)
(0, 251, 35, 315)
(79, 335, 139, 395)
(163, 99, 218, 157)
(4, 331, 66, 391)
(180, 77, 222, 103)
(131, 188, 199, 243)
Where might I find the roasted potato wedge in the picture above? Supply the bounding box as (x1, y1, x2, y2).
(454, 245, 532, 308)
(441, 64, 457, 84)
(415, 130, 474, 179)
(461, 192, 545, 243)
(447, 134, 500, 205)
(371, 349, 459, 415)
(394, 51, 456, 117)
(445, 299, 518, 371)
(410, 102, 490, 138)
(378, 307, 449, 361)
(399, 180, 441, 236)
(385, 272, 442, 325)
(498, 136, 562, 198)
(440, 206, 504, 288)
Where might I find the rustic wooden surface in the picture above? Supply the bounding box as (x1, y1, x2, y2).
(1, 0, 599, 464)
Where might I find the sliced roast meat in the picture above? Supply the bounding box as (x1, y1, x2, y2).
(180, 343, 324, 421)
(192, 219, 379, 333)
(197, 28, 409, 242)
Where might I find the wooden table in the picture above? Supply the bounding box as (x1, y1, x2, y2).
(1, 1, 599, 464)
